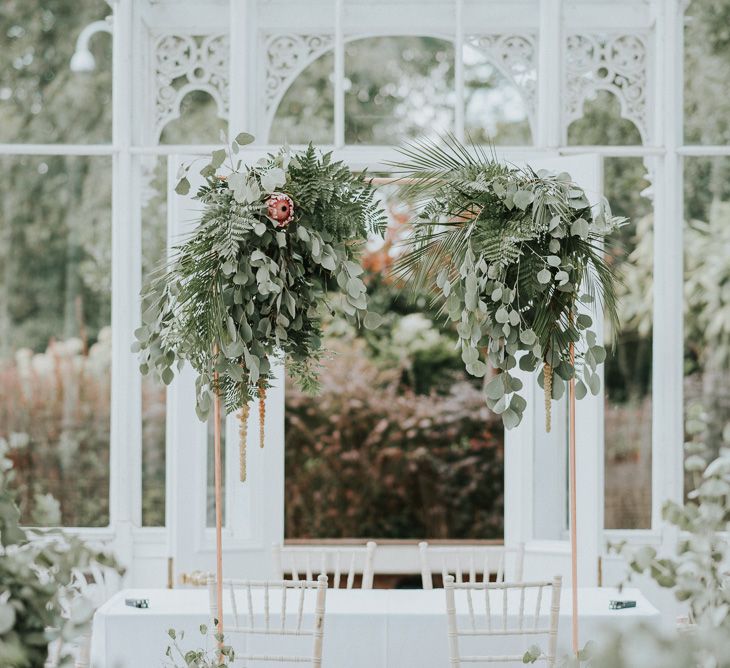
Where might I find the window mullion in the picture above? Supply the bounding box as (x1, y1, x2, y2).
(651, 0, 685, 537)
(334, 0, 345, 148)
(454, 0, 465, 141)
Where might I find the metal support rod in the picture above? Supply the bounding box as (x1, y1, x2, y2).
(213, 366, 224, 643)
(568, 340, 579, 654)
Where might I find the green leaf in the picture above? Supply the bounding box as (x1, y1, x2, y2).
(261, 167, 286, 193)
(576, 313, 593, 329)
(503, 408, 521, 429)
(570, 218, 589, 239)
(175, 177, 191, 195)
(235, 132, 255, 145)
(211, 149, 227, 168)
(591, 345, 606, 363)
(227, 172, 246, 202)
(363, 312, 384, 329)
(537, 268, 551, 284)
(587, 372, 601, 396)
(470, 360, 489, 377)
(485, 374, 505, 400)
(575, 379, 587, 400)
(513, 190, 535, 210)
(519, 329, 536, 345)
(519, 353, 537, 371)
(227, 316, 237, 341)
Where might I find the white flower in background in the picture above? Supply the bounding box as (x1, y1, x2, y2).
(9, 432, 29, 449)
(14, 348, 32, 374)
(59, 337, 84, 357)
(391, 313, 444, 355)
(87, 326, 112, 375)
(31, 352, 53, 376)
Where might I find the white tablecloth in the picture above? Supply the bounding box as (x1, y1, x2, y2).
(91, 587, 659, 667)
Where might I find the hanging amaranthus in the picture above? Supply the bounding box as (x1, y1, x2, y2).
(239, 402, 250, 482)
(543, 363, 553, 432)
(258, 381, 266, 449)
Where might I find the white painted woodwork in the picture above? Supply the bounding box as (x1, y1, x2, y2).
(418, 542, 525, 589)
(273, 542, 378, 589)
(444, 574, 562, 666)
(208, 575, 329, 665)
(8, 0, 698, 595)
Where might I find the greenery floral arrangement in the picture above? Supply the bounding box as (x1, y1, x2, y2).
(134, 132, 385, 478)
(165, 625, 234, 668)
(390, 137, 624, 429)
(0, 439, 123, 667)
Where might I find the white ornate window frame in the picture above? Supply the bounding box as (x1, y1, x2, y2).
(2, 0, 699, 590)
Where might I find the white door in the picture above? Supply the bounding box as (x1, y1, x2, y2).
(503, 153, 604, 587)
(165, 155, 284, 584)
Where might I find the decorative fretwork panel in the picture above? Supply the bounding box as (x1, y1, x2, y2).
(564, 32, 650, 143)
(152, 33, 229, 141)
(262, 32, 334, 132)
(466, 32, 538, 130)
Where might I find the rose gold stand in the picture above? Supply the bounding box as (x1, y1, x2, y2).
(212, 372, 224, 644)
(568, 341, 579, 654)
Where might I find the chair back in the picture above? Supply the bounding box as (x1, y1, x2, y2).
(444, 574, 562, 667)
(208, 575, 328, 666)
(418, 541, 525, 589)
(272, 542, 377, 589)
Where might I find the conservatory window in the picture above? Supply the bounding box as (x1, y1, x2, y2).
(0, 0, 113, 529)
(682, 0, 730, 491)
(4, 0, 724, 587)
(273, 34, 545, 541)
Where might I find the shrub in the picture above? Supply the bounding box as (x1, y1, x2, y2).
(285, 338, 504, 539)
(0, 331, 111, 527)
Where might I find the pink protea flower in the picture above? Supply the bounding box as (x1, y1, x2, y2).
(265, 193, 295, 227)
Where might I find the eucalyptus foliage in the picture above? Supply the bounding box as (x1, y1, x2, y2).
(525, 407, 730, 668)
(586, 415, 730, 668)
(165, 625, 234, 668)
(0, 439, 122, 667)
(390, 136, 624, 429)
(616, 405, 730, 628)
(134, 133, 386, 420)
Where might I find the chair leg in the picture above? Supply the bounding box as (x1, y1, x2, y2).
(74, 630, 92, 668)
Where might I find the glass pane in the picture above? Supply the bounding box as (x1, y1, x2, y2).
(684, 157, 730, 492)
(159, 90, 227, 145)
(285, 188, 504, 539)
(567, 90, 642, 146)
(269, 51, 334, 145)
(140, 157, 168, 527)
(345, 37, 455, 144)
(0, 2, 112, 143)
(464, 41, 533, 145)
(0, 155, 111, 526)
(604, 157, 653, 529)
(684, 0, 730, 144)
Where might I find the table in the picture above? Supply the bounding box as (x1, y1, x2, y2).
(91, 587, 659, 667)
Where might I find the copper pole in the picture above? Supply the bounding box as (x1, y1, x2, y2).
(212, 364, 224, 643)
(568, 341, 579, 654)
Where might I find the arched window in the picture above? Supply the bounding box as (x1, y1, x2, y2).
(269, 35, 534, 146)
